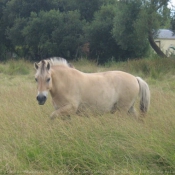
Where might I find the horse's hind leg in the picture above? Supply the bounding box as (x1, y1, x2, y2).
(110, 102, 118, 114)
(128, 105, 138, 119)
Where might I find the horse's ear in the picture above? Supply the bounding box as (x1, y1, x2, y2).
(47, 62, 50, 71)
(34, 62, 39, 70)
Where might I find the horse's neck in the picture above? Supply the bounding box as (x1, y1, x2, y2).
(49, 67, 68, 95)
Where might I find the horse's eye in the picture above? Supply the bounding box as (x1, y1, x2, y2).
(35, 78, 38, 82)
(47, 78, 50, 82)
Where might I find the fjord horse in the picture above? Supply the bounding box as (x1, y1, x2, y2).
(34, 57, 150, 119)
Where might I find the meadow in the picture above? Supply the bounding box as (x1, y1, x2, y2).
(1, 57, 175, 175)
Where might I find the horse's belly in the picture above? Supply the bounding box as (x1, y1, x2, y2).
(78, 102, 112, 113)
(79, 91, 116, 113)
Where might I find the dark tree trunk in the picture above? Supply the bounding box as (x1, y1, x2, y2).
(148, 31, 167, 58)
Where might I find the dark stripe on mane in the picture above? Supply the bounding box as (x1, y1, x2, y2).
(40, 60, 46, 74)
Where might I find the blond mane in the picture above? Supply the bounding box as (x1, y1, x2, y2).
(36, 57, 73, 73)
(49, 57, 70, 67)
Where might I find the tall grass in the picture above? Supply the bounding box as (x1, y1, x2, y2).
(0, 59, 31, 75)
(103, 57, 175, 80)
(1, 57, 175, 174)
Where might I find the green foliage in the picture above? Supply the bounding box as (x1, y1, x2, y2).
(0, 0, 173, 61)
(51, 10, 86, 59)
(112, 1, 150, 58)
(69, 0, 105, 22)
(21, 10, 85, 60)
(0, 0, 12, 60)
(134, 1, 170, 35)
(3, 0, 59, 24)
(112, 0, 172, 58)
(7, 18, 27, 47)
(4, 59, 30, 75)
(84, 4, 124, 63)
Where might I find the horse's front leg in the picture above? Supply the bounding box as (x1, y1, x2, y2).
(50, 104, 77, 120)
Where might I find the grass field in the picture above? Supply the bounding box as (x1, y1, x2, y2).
(1, 58, 175, 174)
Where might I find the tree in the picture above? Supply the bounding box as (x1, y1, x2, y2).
(21, 10, 85, 60)
(1, 0, 61, 59)
(136, 0, 170, 57)
(112, 0, 149, 59)
(170, 7, 175, 33)
(113, 0, 171, 58)
(0, 0, 12, 59)
(84, 4, 127, 63)
(3, 0, 85, 60)
(72, 0, 104, 22)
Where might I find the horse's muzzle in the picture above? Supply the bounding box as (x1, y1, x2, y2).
(36, 95, 47, 105)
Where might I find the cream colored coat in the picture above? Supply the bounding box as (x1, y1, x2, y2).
(34, 58, 150, 119)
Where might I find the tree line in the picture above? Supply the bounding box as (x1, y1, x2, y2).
(0, 0, 174, 63)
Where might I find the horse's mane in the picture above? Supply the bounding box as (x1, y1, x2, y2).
(49, 57, 70, 67)
(38, 57, 74, 70)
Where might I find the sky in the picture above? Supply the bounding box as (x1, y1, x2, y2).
(168, 0, 175, 10)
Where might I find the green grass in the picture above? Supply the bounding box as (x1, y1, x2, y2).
(1, 57, 175, 174)
(0, 59, 31, 75)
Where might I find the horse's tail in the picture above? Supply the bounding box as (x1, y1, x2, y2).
(136, 77, 150, 113)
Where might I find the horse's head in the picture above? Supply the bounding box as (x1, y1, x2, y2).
(34, 60, 52, 105)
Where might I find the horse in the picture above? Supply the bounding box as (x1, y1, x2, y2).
(34, 57, 150, 119)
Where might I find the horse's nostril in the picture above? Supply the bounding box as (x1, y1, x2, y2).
(36, 95, 47, 104)
(36, 94, 47, 105)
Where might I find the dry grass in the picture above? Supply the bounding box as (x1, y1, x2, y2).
(1, 58, 175, 174)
